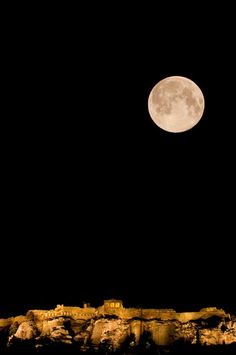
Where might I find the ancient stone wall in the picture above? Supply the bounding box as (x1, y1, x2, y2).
(22, 304, 228, 324)
(1, 302, 233, 347)
(175, 308, 227, 323)
(28, 306, 97, 321)
(0, 303, 235, 348)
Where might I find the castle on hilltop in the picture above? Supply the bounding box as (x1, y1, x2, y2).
(0, 300, 234, 348)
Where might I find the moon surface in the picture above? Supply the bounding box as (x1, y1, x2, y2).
(148, 76, 205, 133)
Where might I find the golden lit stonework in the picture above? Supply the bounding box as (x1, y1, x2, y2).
(0, 300, 235, 353)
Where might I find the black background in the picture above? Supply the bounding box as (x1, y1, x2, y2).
(2, 3, 235, 317)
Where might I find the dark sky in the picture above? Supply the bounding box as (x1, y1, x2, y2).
(2, 3, 235, 318)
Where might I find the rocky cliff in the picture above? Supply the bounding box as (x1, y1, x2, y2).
(0, 303, 235, 353)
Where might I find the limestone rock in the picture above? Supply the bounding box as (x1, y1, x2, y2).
(14, 321, 38, 340)
(40, 318, 64, 337)
(40, 317, 73, 344)
(94, 318, 129, 349)
(0, 303, 236, 352)
(50, 326, 72, 344)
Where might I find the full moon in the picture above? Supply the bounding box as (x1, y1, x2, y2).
(148, 76, 205, 133)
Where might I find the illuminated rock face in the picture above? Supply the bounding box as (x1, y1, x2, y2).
(0, 301, 236, 351)
(14, 321, 38, 340)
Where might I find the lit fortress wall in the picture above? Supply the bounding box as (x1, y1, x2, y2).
(1, 300, 235, 347)
(29, 301, 227, 323)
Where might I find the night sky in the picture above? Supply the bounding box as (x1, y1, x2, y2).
(2, 3, 235, 318)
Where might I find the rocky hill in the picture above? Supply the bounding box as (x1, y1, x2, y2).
(0, 302, 235, 353)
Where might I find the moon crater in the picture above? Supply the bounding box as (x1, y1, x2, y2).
(148, 76, 205, 133)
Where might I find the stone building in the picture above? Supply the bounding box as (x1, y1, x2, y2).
(104, 300, 123, 311)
